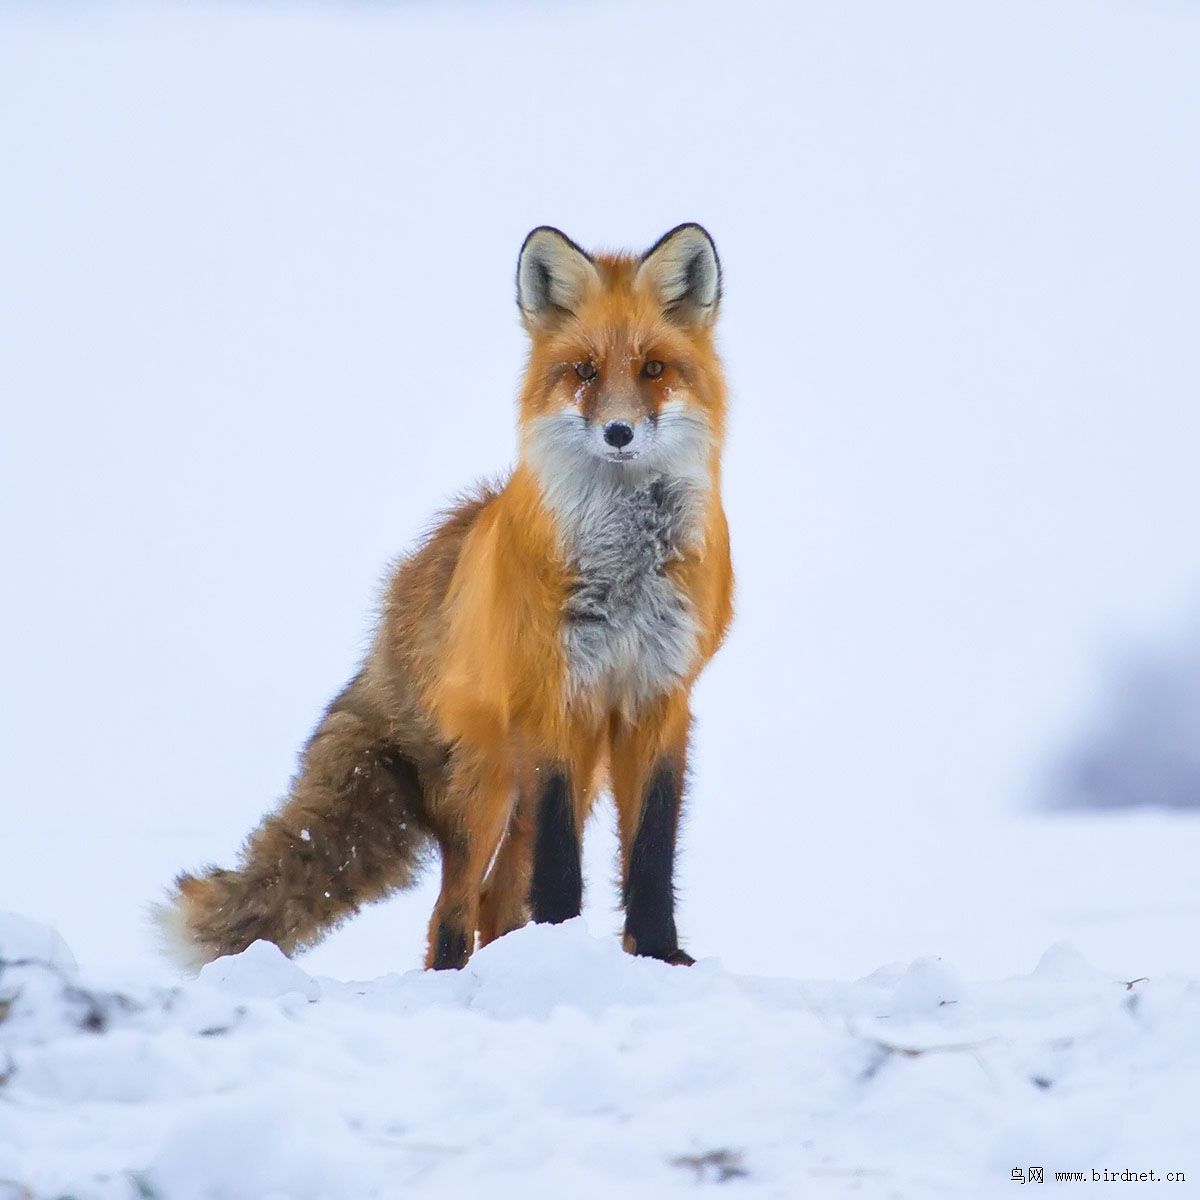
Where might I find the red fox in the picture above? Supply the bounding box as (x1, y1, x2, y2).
(158, 224, 734, 971)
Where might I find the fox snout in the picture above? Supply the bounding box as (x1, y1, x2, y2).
(603, 420, 634, 449)
(593, 412, 654, 461)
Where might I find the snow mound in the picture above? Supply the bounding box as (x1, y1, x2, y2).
(2, 915, 1198, 1198)
(0, 911, 77, 975)
(198, 938, 321, 1003)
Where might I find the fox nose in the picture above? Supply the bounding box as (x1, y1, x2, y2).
(603, 421, 634, 449)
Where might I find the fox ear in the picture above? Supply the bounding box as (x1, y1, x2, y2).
(516, 227, 599, 328)
(637, 223, 721, 326)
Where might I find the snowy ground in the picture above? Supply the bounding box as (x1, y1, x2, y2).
(4, 911, 1199, 1200)
(4, 814, 1199, 1197)
(3, 0, 1200, 1195)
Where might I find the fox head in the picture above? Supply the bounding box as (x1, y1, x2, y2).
(515, 224, 726, 492)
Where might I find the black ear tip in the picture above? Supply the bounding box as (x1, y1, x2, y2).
(518, 226, 593, 264)
(520, 225, 564, 254)
(642, 222, 720, 266)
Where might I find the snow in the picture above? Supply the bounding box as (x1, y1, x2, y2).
(197, 939, 321, 1004)
(4, 913, 1198, 1199)
(3, 0, 1200, 1192)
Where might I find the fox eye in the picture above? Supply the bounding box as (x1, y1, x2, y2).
(643, 360, 665, 379)
(575, 361, 598, 382)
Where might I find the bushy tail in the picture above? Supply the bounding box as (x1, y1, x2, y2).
(155, 702, 430, 970)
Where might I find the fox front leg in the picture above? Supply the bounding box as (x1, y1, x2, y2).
(527, 737, 604, 925)
(609, 699, 694, 965)
(528, 766, 584, 924)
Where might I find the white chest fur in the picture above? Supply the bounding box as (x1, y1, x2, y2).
(525, 402, 714, 712)
(559, 474, 702, 711)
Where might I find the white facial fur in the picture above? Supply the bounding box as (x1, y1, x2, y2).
(526, 397, 713, 513)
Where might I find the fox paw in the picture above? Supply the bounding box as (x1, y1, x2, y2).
(623, 930, 695, 965)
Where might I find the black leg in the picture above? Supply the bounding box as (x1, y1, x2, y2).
(529, 769, 582, 924)
(623, 762, 691, 963)
(429, 919, 469, 970)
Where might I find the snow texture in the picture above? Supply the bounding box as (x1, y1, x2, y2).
(3, 913, 1198, 1200)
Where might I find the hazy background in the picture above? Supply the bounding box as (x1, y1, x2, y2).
(3, 0, 1199, 985)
